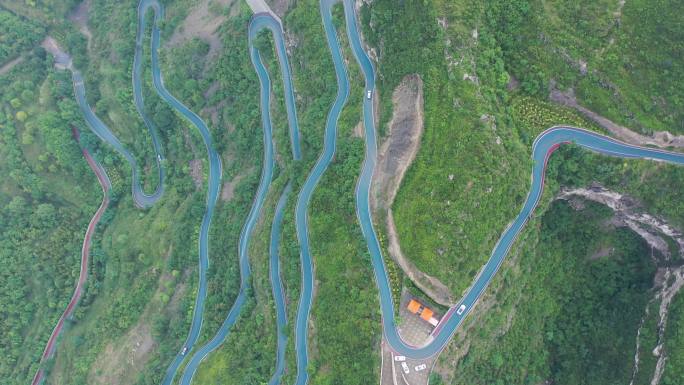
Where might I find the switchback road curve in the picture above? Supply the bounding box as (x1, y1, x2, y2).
(291, 1, 353, 384)
(334, 0, 684, 363)
(72, 71, 164, 208)
(171, 10, 302, 385)
(250, 13, 302, 161)
(131, 0, 225, 383)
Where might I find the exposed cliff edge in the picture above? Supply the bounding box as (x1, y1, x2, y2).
(558, 184, 684, 258)
(371, 74, 456, 306)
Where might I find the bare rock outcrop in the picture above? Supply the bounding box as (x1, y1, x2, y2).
(557, 184, 684, 258)
(266, 0, 293, 18)
(558, 183, 684, 385)
(371, 74, 456, 306)
(372, 74, 424, 211)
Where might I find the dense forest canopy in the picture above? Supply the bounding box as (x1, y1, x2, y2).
(1, 0, 683, 385)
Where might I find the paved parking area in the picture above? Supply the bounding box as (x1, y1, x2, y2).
(382, 344, 433, 385)
(397, 314, 433, 347)
(397, 291, 439, 347)
(379, 291, 440, 385)
(397, 356, 432, 385)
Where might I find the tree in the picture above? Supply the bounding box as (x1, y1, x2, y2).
(15, 111, 28, 122)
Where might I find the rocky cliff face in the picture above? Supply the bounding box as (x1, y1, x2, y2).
(371, 74, 456, 306)
(558, 183, 684, 385)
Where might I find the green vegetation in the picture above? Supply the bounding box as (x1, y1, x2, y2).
(487, 0, 684, 134)
(0, 0, 81, 24)
(364, 0, 532, 298)
(511, 96, 601, 142)
(0, 9, 44, 64)
(0, 32, 123, 380)
(0, 43, 100, 384)
(4, 0, 684, 384)
(663, 291, 684, 384)
(447, 200, 655, 385)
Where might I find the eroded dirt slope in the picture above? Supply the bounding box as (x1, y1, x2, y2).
(372, 74, 456, 306)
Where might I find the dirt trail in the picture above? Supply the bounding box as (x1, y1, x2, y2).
(550, 88, 684, 149)
(0, 56, 23, 75)
(372, 74, 456, 306)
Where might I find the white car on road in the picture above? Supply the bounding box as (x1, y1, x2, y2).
(366, 90, 372, 99)
(401, 362, 410, 374)
(456, 304, 467, 315)
(394, 355, 406, 361)
(415, 363, 427, 371)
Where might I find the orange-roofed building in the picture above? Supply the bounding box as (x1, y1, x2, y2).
(407, 299, 422, 314)
(406, 298, 440, 327)
(420, 307, 434, 321)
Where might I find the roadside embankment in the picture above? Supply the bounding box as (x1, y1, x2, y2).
(550, 88, 684, 149)
(558, 184, 684, 385)
(371, 74, 456, 306)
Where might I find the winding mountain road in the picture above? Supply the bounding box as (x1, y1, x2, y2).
(291, 2, 354, 384)
(42, 0, 684, 383)
(130, 1, 225, 383)
(67, 0, 224, 382)
(31, 129, 112, 385)
(72, 70, 164, 208)
(268, 182, 293, 385)
(171, 8, 302, 385)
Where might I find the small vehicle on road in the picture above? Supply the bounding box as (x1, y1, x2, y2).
(367, 90, 372, 99)
(181, 346, 188, 355)
(456, 304, 467, 315)
(415, 364, 427, 371)
(394, 355, 406, 361)
(401, 362, 410, 374)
